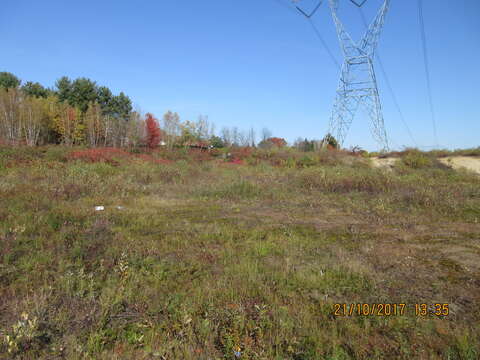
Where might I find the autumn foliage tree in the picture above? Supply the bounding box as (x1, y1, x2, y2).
(258, 137, 287, 149)
(145, 113, 161, 148)
(268, 137, 287, 147)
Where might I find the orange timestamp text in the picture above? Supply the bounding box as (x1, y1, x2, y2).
(333, 303, 449, 317)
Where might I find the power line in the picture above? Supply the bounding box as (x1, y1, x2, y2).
(272, 0, 297, 14)
(375, 55, 418, 148)
(272, 0, 340, 70)
(358, 9, 418, 148)
(306, 18, 341, 70)
(295, 0, 322, 18)
(417, 0, 438, 147)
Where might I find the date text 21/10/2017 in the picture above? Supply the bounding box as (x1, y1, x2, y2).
(333, 303, 449, 317)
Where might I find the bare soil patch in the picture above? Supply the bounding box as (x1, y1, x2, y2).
(439, 156, 480, 174)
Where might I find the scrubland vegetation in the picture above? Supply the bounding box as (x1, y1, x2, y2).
(1, 145, 479, 359)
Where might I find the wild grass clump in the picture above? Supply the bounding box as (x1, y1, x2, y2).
(42, 146, 70, 162)
(198, 180, 263, 200)
(297, 166, 396, 194)
(0, 146, 41, 168)
(246, 148, 352, 168)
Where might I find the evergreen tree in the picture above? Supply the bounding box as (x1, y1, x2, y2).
(22, 81, 50, 98)
(97, 86, 115, 116)
(55, 76, 72, 103)
(0, 72, 21, 90)
(113, 92, 132, 120)
(70, 77, 98, 113)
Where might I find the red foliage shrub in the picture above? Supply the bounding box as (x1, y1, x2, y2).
(68, 148, 172, 165)
(267, 137, 287, 148)
(230, 147, 253, 160)
(145, 113, 162, 149)
(68, 148, 130, 164)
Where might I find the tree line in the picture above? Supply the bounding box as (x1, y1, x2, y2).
(0, 71, 336, 150)
(0, 71, 139, 147)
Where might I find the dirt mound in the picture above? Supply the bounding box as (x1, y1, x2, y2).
(370, 157, 397, 170)
(439, 156, 480, 174)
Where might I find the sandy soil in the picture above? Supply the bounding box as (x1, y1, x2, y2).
(370, 157, 397, 170)
(439, 156, 480, 175)
(371, 156, 480, 175)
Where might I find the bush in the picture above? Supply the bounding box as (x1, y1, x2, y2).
(230, 147, 253, 160)
(258, 137, 287, 149)
(210, 136, 225, 148)
(68, 148, 130, 164)
(401, 151, 433, 169)
(297, 156, 317, 168)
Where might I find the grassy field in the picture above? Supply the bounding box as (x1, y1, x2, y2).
(0, 146, 479, 359)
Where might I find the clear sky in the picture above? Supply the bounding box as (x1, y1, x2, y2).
(2, 0, 479, 150)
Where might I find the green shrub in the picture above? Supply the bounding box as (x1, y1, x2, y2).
(401, 151, 433, 169)
(297, 156, 316, 168)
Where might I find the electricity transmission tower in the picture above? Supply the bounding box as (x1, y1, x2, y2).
(327, 0, 390, 150)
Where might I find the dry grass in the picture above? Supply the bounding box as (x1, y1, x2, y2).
(0, 146, 479, 359)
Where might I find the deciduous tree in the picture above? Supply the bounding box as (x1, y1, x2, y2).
(20, 96, 46, 146)
(85, 102, 104, 147)
(258, 137, 287, 149)
(53, 104, 84, 146)
(162, 111, 180, 149)
(261, 128, 272, 142)
(0, 88, 22, 144)
(145, 113, 161, 149)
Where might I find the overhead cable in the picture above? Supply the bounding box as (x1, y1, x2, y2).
(359, 8, 418, 148)
(272, 0, 341, 70)
(417, 0, 439, 146)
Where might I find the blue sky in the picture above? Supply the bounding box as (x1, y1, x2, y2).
(2, 0, 479, 150)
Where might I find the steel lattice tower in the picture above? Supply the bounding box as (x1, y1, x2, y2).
(328, 0, 390, 151)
